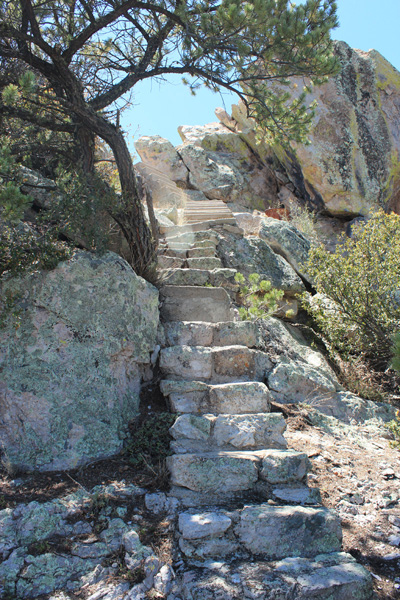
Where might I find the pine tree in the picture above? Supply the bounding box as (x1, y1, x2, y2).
(0, 0, 338, 276)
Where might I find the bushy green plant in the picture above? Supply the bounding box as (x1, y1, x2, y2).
(387, 410, 400, 449)
(303, 210, 400, 368)
(234, 272, 285, 320)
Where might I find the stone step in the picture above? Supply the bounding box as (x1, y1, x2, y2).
(162, 217, 237, 236)
(167, 449, 311, 495)
(186, 257, 223, 269)
(160, 287, 232, 323)
(162, 320, 258, 348)
(170, 413, 287, 453)
(157, 255, 184, 269)
(158, 268, 238, 295)
(159, 344, 272, 383)
(177, 504, 341, 561)
(187, 246, 216, 258)
(177, 553, 374, 599)
(160, 380, 273, 415)
(164, 231, 219, 246)
(157, 247, 187, 259)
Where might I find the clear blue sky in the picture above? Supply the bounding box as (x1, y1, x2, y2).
(121, 0, 400, 152)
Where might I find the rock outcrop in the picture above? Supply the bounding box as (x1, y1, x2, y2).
(223, 41, 400, 217)
(136, 43, 400, 220)
(0, 251, 159, 471)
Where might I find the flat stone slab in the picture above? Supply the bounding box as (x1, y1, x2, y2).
(160, 345, 272, 383)
(160, 286, 232, 323)
(159, 268, 239, 294)
(236, 504, 341, 559)
(170, 413, 287, 452)
(186, 257, 223, 269)
(187, 246, 216, 257)
(165, 231, 218, 246)
(162, 217, 237, 235)
(176, 503, 341, 562)
(160, 380, 273, 414)
(167, 452, 260, 493)
(260, 449, 311, 484)
(163, 321, 258, 348)
(176, 553, 374, 599)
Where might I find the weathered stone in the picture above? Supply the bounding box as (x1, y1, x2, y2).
(179, 512, 232, 539)
(167, 452, 259, 493)
(160, 346, 213, 380)
(178, 143, 238, 200)
(268, 358, 339, 403)
(260, 449, 311, 484)
(165, 230, 219, 246)
(234, 212, 262, 235)
(259, 218, 312, 281)
(134, 136, 188, 185)
(260, 317, 338, 384)
(177, 553, 374, 599)
(209, 382, 272, 414)
(162, 320, 257, 348)
(160, 286, 232, 323)
(163, 322, 214, 347)
(159, 268, 209, 287)
(0, 252, 159, 471)
(153, 564, 174, 595)
(212, 345, 272, 383)
(272, 486, 322, 505)
(170, 414, 213, 443)
(159, 268, 238, 294)
(187, 246, 216, 258)
(16, 553, 98, 598)
(212, 321, 258, 347)
(186, 257, 223, 269)
(235, 505, 342, 558)
(217, 233, 304, 294)
(178, 123, 278, 210)
(306, 390, 397, 425)
(157, 254, 184, 269)
(213, 414, 287, 450)
(171, 413, 286, 452)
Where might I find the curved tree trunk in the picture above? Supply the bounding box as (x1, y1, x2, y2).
(73, 106, 156, 277)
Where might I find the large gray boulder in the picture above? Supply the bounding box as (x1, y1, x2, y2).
(217, 233, 304, 295)
(0, 252, 159, 471)
(259, 218, 311, 282)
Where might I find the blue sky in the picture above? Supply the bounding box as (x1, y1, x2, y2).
(121, 0, 400, 152)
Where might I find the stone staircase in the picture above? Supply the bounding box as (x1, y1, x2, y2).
(157, 218, 375, 599)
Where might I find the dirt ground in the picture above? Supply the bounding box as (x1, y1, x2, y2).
(283, 405, 400, 600)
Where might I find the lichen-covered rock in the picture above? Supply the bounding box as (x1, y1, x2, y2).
(0, 252, 159, 471)
(226, 42, 400, 217)
(259, 218, 312, 282)
(178, 123, 278, 210)
(217, 233, 304, 295)
(267, 358, 339, 403)
(135, 135, 188, 185)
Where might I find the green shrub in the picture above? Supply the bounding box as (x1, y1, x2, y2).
(234, 272, 285, 320)
(387, 410, 400, 449)
(303, 210, 400, 368)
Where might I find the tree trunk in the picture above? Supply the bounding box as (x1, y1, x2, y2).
(96, 119, 156, 277)
(75, 124, 96, 174)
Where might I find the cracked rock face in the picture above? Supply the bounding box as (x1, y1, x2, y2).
(0, 251, 159, 471)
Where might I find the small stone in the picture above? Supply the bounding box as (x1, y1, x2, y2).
(179, 512, 232, 540)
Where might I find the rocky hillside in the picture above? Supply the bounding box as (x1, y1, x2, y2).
(1, 43, 400, 600)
